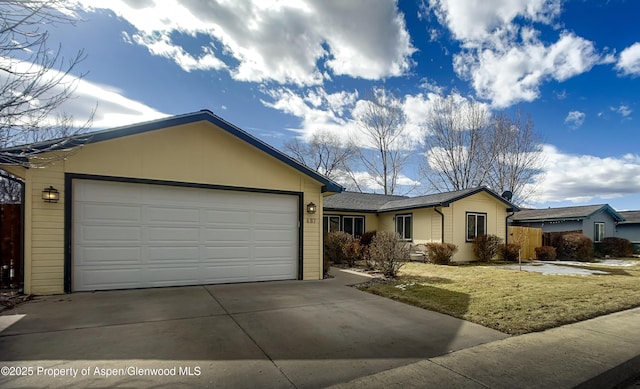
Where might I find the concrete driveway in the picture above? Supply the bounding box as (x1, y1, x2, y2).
(0, 269, 507, 388)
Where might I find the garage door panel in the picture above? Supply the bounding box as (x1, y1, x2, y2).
(254, 211, 297, 225)
(202, 209, 251, 224)
(204, 228, 251, 242)
(76, 204, 142, 224)
(73, 180, 299, 291)
(75, 247, 142, 264)
(204, 246, 251, 259)
(147, 206, 200, 224)
(147, 246, 200, 261)
(147, 226, 200, 242)
(77, 268, 143, 290)
(78, 225, 142, 242)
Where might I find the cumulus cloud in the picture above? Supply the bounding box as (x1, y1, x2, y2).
(616, 42, 640, 76)
(428, 0, 609, 108)
(75, 0, 415, 86)
(0, 56, 167, 130)
(611, 104, 632, 118)
(564, 111, 585, 129)
(527, 145, 640, 204)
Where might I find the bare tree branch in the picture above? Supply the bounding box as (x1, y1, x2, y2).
(421, 95, 544, 204)
(353, 87, 414, 195)
(0, 1, 94, 199)
(283, 130, 355, 182)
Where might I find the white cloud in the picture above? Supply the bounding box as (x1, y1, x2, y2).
(454, 32, 603, 108)
(428, 0, 609, 108)
(75, 0, 415, 86)
(564, 110, 585, 129)
(616, 42, 640, 76)
(428, 0, 561, 44)
(527, 145, 640, 204)
(0, 56, 167, 130)
(335, 170, 421, 193)
(611, 104, 632, 118)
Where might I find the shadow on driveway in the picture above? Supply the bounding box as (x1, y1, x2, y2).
(0, 269, 507, 388)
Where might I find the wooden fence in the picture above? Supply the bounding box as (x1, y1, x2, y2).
(507, 226, 542, 260)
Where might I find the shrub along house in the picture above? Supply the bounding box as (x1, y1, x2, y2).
(323, 187, 519, 262)
(616, 211, 640, 253)
(509, 204, 624, 246)
(0, 110, 342, 295)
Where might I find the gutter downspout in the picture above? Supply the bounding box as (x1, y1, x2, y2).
(434, 206, 445, 243)
(506, 208, 516, 244)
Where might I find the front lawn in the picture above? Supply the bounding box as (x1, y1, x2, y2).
(357, 260, 640, 335)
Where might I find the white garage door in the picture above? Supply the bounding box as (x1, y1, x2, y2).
(72, 180, 299, 291)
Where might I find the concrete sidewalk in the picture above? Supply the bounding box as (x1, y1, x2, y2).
(329, 303, 640, 388)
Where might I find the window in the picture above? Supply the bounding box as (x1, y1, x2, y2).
(323, 215, 341, 234)
(594, 222, 605, 243)
(466, 212, 486, 241)
(396, 214, 412, 240)
(342, 216, 365, 237)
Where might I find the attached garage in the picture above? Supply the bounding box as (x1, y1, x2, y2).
(0, 110, 342, 294)
(72, 179, 300, 291)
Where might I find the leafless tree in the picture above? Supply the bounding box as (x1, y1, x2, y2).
(485, 111, 544, 204)
(421, 95, 544, 204)
(283, 130, 355, 182)
(0, 1, 93, 201)
(421, 95, 492, 192)
(0, 0, 92, 165)
(352, 87, 414, 195)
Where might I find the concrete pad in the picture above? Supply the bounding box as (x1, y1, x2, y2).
(430, 324, 640, 388)
(327, 359, 485, 389)
(231, 292, 507, 388)
(204, 278, 379, 314)
(1, 286, 224, 335)
(0, 316, 264, 361)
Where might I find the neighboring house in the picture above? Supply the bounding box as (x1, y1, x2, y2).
(323, 187, 519, 262)
(0, 110, 342, 294)
(510, 204, 624, 245)
(616, 211, 640, 252)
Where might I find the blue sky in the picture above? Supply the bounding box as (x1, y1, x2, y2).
(36, 0, 640, 209)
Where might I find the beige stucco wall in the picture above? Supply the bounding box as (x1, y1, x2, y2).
(9, 121, 328, 294)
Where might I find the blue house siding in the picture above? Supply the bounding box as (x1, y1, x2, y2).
(583, 209, 618, 242)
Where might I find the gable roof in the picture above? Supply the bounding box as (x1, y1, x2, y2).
(511, 204, 624, 223)
(0, 110, 343, 193)
(618, 210, 640, 224)
(324, 187, 518, 213)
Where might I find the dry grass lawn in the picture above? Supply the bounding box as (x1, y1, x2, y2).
(358, 260, 640, 335)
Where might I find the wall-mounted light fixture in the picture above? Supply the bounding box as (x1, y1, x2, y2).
(306, 202, 317, 214)
(42, 186, 60, 203)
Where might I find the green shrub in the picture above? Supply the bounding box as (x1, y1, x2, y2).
(342, 240, 363, 267)
(369, 231, 409, 277)
(324, 231, 353, 264)
(598, 237, 633, 257)
(535, 246, 557, 260)
(500, 243, 521, 262)
(554, 233, 594, 261)
(472, 234, 502, 262)
(425, 243, 458, 265)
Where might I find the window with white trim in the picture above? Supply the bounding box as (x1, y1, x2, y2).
(466, 212, 486, 241)
(396, 214, 412, 240)
(323, 215, 341, 235)
(342, 216, 365, 237)
(594, 222, 605, 243)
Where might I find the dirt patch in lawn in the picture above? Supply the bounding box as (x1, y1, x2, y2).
(357, 260, 640, 335)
